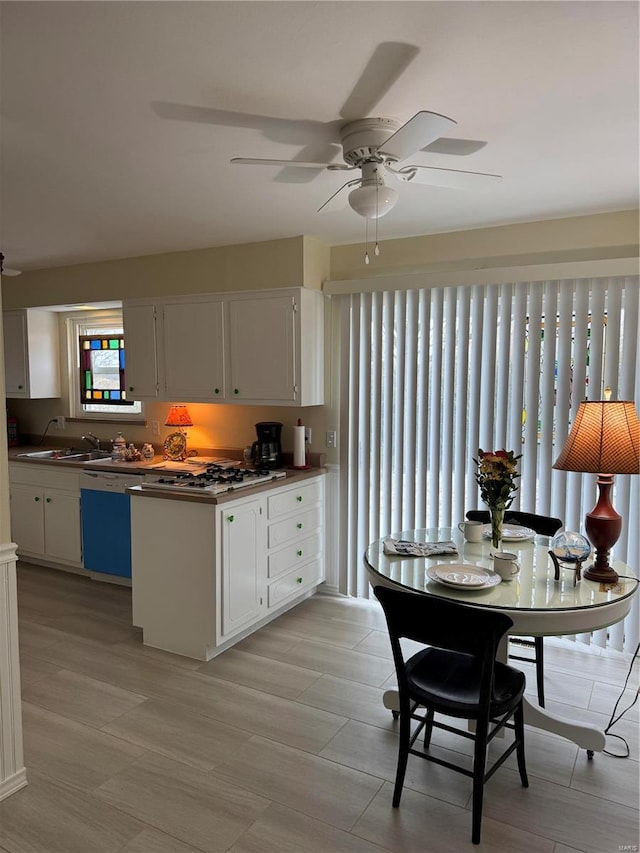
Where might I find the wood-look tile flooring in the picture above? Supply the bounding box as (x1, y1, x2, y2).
(2, 562, 638, 853)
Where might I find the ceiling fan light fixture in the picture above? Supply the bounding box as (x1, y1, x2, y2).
(348, 182, 398, 219)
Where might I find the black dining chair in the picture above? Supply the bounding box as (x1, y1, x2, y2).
(465, 509, 564, 707)
(374, 584, 528, 845)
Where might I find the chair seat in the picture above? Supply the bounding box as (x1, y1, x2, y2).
(406, 648, 526, 717)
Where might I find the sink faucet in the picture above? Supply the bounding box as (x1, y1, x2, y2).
(82, 432, 101, 451)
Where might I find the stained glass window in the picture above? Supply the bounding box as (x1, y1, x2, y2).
(78, 334, 133, 406)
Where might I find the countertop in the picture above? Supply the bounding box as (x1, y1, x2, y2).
(8, 445, 325, 504)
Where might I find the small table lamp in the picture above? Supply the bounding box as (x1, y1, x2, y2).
(164, 405, 194, 461)
(553, 395, 640, 584)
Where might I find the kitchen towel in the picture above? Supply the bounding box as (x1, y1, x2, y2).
(383, 538, 459, 557)
(293, 424, 306, 467)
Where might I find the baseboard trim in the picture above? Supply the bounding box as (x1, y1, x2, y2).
(0, 769, 27, 802)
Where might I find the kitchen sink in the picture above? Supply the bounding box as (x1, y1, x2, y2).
(18, 449, 113, 462)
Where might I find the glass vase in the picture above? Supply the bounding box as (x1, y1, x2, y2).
(489, 505, 505, 551)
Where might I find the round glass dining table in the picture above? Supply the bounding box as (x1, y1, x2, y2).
(364, 527, 639, 753)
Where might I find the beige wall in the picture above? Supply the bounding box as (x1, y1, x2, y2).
(3, 211, 637, 465)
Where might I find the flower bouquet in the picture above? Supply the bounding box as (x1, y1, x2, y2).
(474, 449, 521, 549)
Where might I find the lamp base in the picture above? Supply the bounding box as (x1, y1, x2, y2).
(583, 475, 621, 584)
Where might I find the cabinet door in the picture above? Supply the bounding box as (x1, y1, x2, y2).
(44, 491, 82, 564)
(163, 300, 225, 401)
(10, 484, 45, 554)
(123, 303, 159, 399)
(227, 294, 296, 403)
(220, 500, 264, 639)
(3, 311, 29, 396)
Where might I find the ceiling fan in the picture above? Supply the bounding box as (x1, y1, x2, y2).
(153, 42, 501, 225)
(231, 111, 502, 220)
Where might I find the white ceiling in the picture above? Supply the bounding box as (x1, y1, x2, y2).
(1, 1, 638, 273)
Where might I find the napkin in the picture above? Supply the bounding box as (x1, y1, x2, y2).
(383, 538, 459, 557)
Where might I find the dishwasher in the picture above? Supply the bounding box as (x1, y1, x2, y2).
(80, 470, 145, 578)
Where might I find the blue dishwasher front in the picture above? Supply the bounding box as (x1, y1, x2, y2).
(80, 471, 144, 578)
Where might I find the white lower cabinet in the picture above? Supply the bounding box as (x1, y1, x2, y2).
(130, 473, 325, 660)
(9, 464, 82, 566)
(219, 498, 265, 640)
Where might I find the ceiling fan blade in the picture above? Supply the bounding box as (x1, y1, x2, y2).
(231, 157, 343, 169)
(339, 42, 420, 119)
(153, 102, 341, 146)
(422, 137, 488, 156)
(380, 111, 457, 162)
(317, 178, 361, 213)
(397, 164, 502, 190)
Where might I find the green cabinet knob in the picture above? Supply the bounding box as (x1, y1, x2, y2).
(129, 386, 134, 392)
(214, 388, 220, 395)
(46, 497, 52, 503)
(297, 550, 303, 557)
(18, 384, 23, 390)
(227, 514, 234, 522)
(296, 495, 303, 502)
(34, 496, 40, 502)
(297, 522, 303, 529)
(296, 577, 303, 584)
(233, 388, 240, 395)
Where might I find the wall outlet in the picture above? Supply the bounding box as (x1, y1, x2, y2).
(53, 416, 65, 429)
(304, 427, 312, 445)
(326, 430, 337, 448)
(151, 420, 160, 436)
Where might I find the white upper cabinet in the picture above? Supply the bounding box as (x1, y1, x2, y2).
(3, 309, 61, 398)
(123, 287, 324, 406)
(122, 302, 160, 400)
(162, 297, 225, 401)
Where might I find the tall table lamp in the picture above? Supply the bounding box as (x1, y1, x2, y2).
(163, 405, 194, 461)
(553, 396, 640, 584)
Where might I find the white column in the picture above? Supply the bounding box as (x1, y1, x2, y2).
(0, 276, 27, 800)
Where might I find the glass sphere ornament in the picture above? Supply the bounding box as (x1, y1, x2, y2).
(551, 531, 591, 563)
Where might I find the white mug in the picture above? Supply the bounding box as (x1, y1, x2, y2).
(458, 520, 483, 543)
(493, 551, 520, 581)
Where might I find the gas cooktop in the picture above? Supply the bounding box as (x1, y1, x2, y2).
(141, 463, 286, 497)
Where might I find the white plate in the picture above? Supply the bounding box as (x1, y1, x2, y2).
(482, 524, 535, 542)
(427, 564, 501, 590)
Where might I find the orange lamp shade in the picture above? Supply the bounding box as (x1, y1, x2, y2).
(553, 400, 640, 475)
(164, 405, 194, 428)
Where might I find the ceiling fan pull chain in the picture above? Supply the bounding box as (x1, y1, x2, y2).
(374, 184, 380, 257)
(364, 217, 370, 265)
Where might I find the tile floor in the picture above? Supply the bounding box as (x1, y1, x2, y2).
(1, 562, 638, 853)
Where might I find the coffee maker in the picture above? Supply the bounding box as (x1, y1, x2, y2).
(251, 422, 284, 469)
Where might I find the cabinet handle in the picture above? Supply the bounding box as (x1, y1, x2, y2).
(18, 384, 23, 390)
(34, 496, 40, 502)
(46, 497, 52, 503)
(297, 550, 303, 557)
(129, 386, 134, 392)
(233, 388, 240, 395)
(227, 514, 234, 522)
(296, 577, 303, 584)
(214, 388, 220, 395)
(297, 522, 303, 529)
(296, 495, 303, 502)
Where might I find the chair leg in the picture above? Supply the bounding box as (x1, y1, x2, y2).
(535, 637, 545, 707)
(423, 708, 435, 748)
(471, 716, 489, 845)
(393, 704, 411, 807)
(514, 703, 529, 788)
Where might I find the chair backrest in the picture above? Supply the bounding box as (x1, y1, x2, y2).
(466, 509, 563, 537)
(373, 584, 513, 663)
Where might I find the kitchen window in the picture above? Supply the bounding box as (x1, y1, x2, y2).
(67, 310, 143, 420)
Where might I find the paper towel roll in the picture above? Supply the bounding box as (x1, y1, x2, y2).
(293, 425, 306, 467)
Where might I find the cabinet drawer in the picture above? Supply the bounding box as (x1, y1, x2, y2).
(267, 479, 322, 519)
(268, 531, 322, 579)
(268, 507, 321, 548)
(267, 557, 324, 608)
(9, 463, 80, 492)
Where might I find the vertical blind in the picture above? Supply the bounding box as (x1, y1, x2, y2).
(338, 275, 639, 652)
